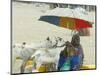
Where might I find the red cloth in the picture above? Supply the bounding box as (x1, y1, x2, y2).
(75, 18, 92, 30)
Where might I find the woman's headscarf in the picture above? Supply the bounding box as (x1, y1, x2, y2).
(71, 34, 80, 47)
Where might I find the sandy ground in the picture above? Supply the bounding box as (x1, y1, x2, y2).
(12, 2, 96, 73)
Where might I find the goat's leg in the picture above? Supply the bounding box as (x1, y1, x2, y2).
(20, 60, 27, 73)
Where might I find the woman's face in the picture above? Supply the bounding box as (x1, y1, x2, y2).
(72, 34, 80, 46)
(74, 37, 80, 45)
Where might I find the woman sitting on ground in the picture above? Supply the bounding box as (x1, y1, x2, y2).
(71, 34, 84, 69)
(57, 41, 80, 71)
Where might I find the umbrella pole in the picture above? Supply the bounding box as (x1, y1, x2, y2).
(71, 29, 78, 36)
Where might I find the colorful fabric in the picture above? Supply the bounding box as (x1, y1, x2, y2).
(58, 55, 71, 71)
(72, 47, 84, 70)
(70, 55, 80, 70)
(75, 18, 92, 30)
(58, 56, 67, 70)
(38, 65, 47, 72)
(38, 63, 56, 72)
(60, 17, 76, 30)
(39, 16, 92, 31)
(39, 16, 60, 25)
(75, 47, 84, 65)
(58, 46, 84, 71)
(60, 59, 70, 71)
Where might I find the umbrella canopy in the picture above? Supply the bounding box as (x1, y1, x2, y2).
(39, 16, 92, 30)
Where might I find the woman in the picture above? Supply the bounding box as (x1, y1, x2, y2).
(57, 41, 79, 71)
(71, 34, 84, 70)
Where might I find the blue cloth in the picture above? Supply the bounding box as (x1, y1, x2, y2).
(75, 47, 84, 67)
(39, 16, 60, 26)
(60, 59, 70, 71)
(70, 55, 80, 70)
(58, 46, 84, 71)
(58, 56, 67, 70)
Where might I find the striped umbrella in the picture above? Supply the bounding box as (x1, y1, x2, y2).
(39, 16, 92, 31)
